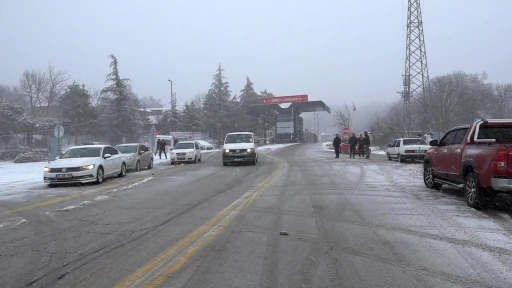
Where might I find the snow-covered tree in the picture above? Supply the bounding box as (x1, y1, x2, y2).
(203, 63, 232, 141)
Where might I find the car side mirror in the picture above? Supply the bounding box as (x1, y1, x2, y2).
(103, 153, 112, 159)
(429, 140, 438, 146)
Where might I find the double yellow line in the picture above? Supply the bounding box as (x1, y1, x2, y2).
(115, 160, 285, 288)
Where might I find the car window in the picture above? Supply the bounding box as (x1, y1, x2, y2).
(452, 128, 468, 145)
(403, 139, 428, 145)
(439, 130, 457, 147)
(174, 142, 195, 149)
(116, 145, 138, 154)
(141, 145, 148, 152)
(195, 143, 200, 149)
(109, 147, 119, 155)
(102, 147, 108, 157)
(396, 140, 401, 147)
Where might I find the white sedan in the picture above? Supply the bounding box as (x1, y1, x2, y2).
(170, 141, 202, 164)
(196, 140, 214, 150)
(386, 138, 431, 163)
(43, 145, 127, 185)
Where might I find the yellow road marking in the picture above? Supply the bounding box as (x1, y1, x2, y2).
(2, 165, 183, 216)
(115, 161, 284, 288)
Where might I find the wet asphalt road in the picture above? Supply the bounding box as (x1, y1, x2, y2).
(1, 143, 512, 288)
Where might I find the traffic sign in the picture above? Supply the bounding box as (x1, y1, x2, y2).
(53, 125, 65, 138)
(342, 127, 350, 136)
(262, 94, 308, 104)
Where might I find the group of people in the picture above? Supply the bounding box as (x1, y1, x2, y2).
(155, 139, 167, 159)
(333, 131, 371, 159)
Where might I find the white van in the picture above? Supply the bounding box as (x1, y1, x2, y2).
(222, 132, 259, 166)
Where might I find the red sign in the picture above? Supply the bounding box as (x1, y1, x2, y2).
(262, 94, 308, 104)
(342, 127, 350, 136)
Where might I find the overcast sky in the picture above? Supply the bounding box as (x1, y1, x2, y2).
(1, 0, 510, 114)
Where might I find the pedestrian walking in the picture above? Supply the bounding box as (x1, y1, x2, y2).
(348, 133, 358, 158)
(333, 133, 342, 158)
(159, 139, 167, 159)
(362, 131, 371, 159)
(357, 134, 364, 158)
(155, 139, 160, 156)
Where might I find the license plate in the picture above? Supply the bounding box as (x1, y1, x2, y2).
(177, 157, 185, 160)
(234, 159, 243, 161)
(56, 174, 72, 179)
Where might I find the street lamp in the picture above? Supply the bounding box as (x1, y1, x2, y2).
(167, 79, 173, 105)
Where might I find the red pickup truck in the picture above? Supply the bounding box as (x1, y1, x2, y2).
(423, 119, 512, 209)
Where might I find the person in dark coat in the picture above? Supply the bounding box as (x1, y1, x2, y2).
(362, 131, 371, 158)
(158, 139, 167, 159)
(333, 133, 342, 158)
(348, 133, 358, 158)
(155, 139, 160, 156)
(357, 134, 364, 158)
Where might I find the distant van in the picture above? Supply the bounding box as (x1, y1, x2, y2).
(222, 132, 259, 166)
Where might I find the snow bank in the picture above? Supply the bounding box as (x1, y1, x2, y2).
(258, 143, 299, 151)
(323, 142, 334, 151)
(0, 161, 47, 193)
(371, 146, 387, 155)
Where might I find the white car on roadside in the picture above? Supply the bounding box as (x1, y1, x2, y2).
(196, 140, 214, 150)
(43, 145, 127, 185)
(115, 143, 154, 172)
(386, 138, 431, 163)
(170, 141, 202, 164)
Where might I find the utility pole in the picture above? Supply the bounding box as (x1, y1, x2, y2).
(168, 79, 177, 132)
(402, 0, 431, 135)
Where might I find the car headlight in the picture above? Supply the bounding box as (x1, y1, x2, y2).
(247, 148, 253, 152)
(187, 151, 194, 155)
(81, 164, 95, 170)
(170, 152, 175, 155)
(43, 167, 51, 172)
(224, 149, 229, 153)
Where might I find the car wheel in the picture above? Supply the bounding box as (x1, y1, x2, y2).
(118, 163, 127, 177)
(387, 153, 392, 161)
(198, 155, 202, 162)
(398, 154, 404, 163)
(96, 167, 104, 184)
(464, 171, 485, 209)
(193, 156, 197, 164)
(423, 163, 441, 190)
(148, 158, 153, 169)
(135, 160, 140, 172)
(223, 162, 228, 166)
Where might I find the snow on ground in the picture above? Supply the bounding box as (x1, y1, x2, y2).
(258, 143, 299, 151)
(371, 146, 387, 155)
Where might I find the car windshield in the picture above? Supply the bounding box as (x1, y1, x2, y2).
(403, 139, 427, 146)
(60, 147, 102, 158)
(174, 143, 195, 149)
(116, 145, 138, 153)
(224, 134, 253, 144)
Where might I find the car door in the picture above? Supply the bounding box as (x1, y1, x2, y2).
(101, 147, 114, 175)
(443, 128, 468, 182)
(108, 146, 122, 174)
(140, 144, 150, 166)
(434, 130, 457, 179)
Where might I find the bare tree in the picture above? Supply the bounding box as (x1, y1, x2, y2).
(193, 92, 206, 109)
(45, 64, 67, 108)
(492, 83, 512, 118)
(19, 69, 48, 109)
(334, 101, 352, 129)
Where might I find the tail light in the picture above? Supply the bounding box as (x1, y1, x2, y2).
(494, 149, 508, 174)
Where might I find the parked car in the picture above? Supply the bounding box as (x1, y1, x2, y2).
(170, 141, 202, 164)
(43, 145, 127, 185)
(222, 132, 259, 166)
(423, 119, 512, 209)
(196, 140, 214, 150)
(386, 138, 431, 162)
(115, 143, 154, 172)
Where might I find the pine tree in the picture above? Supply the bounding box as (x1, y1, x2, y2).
(59, 83, 97, 141)
(238, 76, 261, 132)
(100, 54, 143, 144)
(203, 63, 232, 142)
